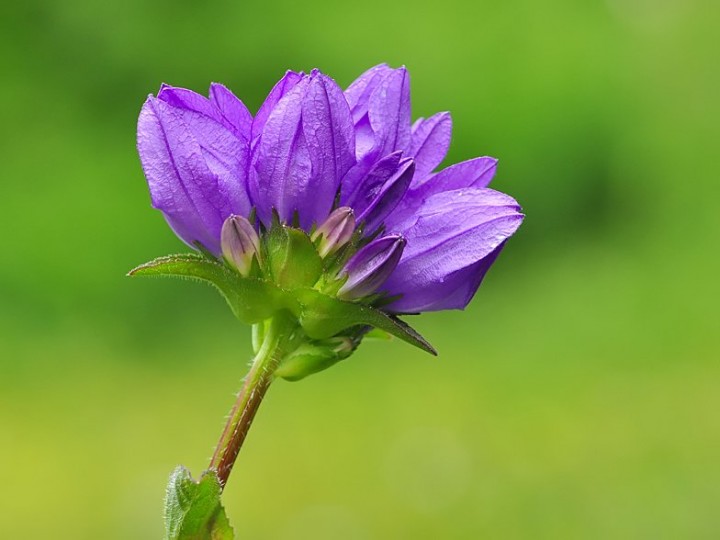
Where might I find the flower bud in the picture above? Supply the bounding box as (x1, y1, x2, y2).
(311, 207, 355, 258)
(337, 234, 405, 300)
(221, 215, 261, 276)
(275, 337, 355, 381)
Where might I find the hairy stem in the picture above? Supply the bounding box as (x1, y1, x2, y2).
(209, 313, 296, 488)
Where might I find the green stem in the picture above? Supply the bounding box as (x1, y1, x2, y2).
(209, 312, 296, 488)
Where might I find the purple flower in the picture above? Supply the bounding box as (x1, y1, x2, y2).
(132, 66, 526, 506)
(137, 65, 523, 314)
(137, 83, 253, 255)
(340, 64, 522, 312)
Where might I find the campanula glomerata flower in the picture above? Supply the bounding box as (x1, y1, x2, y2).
(132, 65, 525, 511)
(136, 65, 523, 318)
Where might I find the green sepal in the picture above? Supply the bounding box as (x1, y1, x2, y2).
(291, 288, 437, 355)
(275, 338, 356, 382)
(164, 467, 234, 540)
(265, 225, 323, 289)
(128, 254, 280, 324)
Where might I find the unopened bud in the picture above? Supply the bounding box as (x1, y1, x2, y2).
(221, 215, 261, 276)
(311, 207, 355, 258)
(275, 337, 355, 381)
(337, 234, 405, 300)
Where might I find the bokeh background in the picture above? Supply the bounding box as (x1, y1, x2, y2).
(1, 0, 719, 538)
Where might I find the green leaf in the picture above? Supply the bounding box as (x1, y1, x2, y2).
(128, 254, 281, 324)
(165, 467, 234, 540)
(291, 288, 437, 355)
(265, 226, 323, 289)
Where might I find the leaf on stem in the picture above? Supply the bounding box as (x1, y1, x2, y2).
(128, 254, 281, 323)
(164, 467, 234, 540)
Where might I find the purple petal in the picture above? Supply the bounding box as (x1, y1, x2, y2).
(252, 70, 303, 142)
(209, 83, 252, 142)
(252, 72, 355, 230)
(339, 150, 399, 207)
(298, 72, 356, 228)
(345, 64, 393, 122)
(413, 156, 498, 190)
(341, 151, 402, 212)
(358, 158, 415, 234)
(157, 85, 251, 143)
(157, 86, 221, 121)
(387, 156, 499, 232)
(367, 67, 411, 159)
(165, 102, 251, 217)
(338, 234, 405, 300)
(408, 112, 452, 180)
(251, 77, 312, 227)
(388, 242, 506, 313)
(137, 97, 250, 254)
(381, 187, 523, 312)
(344, 65, 411, 162)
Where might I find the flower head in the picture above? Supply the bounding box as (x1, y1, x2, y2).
(134, 66, 526, 520)
(135, 64, 523, 362)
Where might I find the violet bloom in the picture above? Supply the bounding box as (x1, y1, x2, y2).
(132, 66, 525, 516)
(137, 65, 522, 317)
(342, 64, 522, 312)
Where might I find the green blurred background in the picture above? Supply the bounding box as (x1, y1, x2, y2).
(1, 0, 718, 538)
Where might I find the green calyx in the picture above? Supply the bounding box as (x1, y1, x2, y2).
(274, 336, 356, 382)
(265, 224, 323, 289)
(128, 220, 435, 381)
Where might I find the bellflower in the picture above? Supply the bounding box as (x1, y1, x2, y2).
(137, 65, 522, 316)
(131, 65, 523, 538)
(342, 64, 521, 312)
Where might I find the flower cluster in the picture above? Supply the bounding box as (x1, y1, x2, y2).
(137, 65, 523, 322)
(134, 66, 525, 529)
